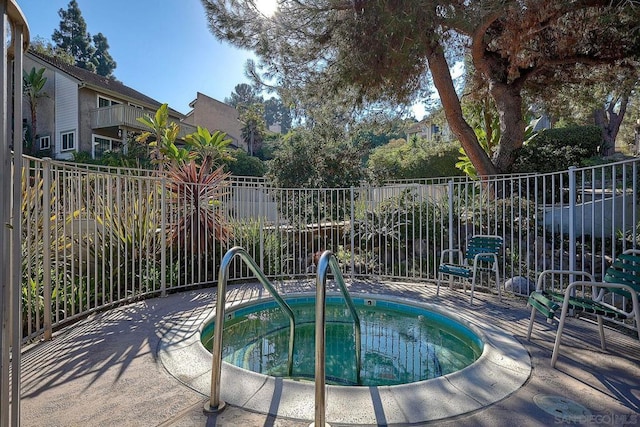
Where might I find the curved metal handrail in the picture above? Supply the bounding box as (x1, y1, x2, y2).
(314, 250, 362, 426)
(205, 246, 296, 414)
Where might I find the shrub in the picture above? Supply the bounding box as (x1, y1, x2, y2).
(367, 139, 462, 183)
(223, 149, 266, 176)
(514, 125, 601, 173)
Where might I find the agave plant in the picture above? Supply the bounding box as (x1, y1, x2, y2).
(165, 160, 232, 253)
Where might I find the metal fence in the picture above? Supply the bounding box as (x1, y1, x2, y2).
(20, 156, 640, 341)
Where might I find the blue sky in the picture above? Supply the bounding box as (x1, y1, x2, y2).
(18, 0, 256, 114)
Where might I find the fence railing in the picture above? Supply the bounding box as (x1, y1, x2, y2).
(20, 156, 640, 341)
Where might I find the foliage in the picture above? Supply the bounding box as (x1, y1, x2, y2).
(267, 128, 366, 225)
(165, 161, 232, 252)
(225, 83, 262, 110)
(20, 170, 60, 335)
(222, 149, 266, 176)
(23, 67, 48, 155)
(267, 128, 366, 189)
(367, 139, 462, 183)
(184, 126, 235, 170)
(29, 36, 75, 65)
(240, 103, 266, 156)
(91, 33, 117, 78)
(351, 188, 448, 275)
(136, 103, 187, 168)
(264, 97, 292, 134)
(527, 64, 639, 157)
(52, 0, 95, 71)
(514, 125, 602, 173)
(255, 133, 281, 160)
(230, 219, 281, 275)
(52, 0, 116, 77)
(455, 94, 501, 178)
(203, 0, 640, 175)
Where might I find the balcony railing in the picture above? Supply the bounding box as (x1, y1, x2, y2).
(90, 104, 197, 138)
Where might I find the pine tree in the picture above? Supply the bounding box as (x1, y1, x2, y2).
(92, 33, 116, 78)
(52, 0, 95, 72)
(51, 0, 117, 78)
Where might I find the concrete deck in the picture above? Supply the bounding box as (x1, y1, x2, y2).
(20, 280, 640, 426)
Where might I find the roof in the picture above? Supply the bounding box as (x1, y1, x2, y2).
(406, 121, 426, 134)
(27, 49, 185, 118)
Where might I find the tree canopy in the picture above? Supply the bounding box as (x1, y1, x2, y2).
(52, 0, 117, 78)
(202, 0, 640, 175)
(225, 83, 262, 110)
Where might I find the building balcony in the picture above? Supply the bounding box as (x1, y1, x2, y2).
(90, 104, 197, 139)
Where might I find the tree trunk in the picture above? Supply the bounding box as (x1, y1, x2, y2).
(489, 81, 525, 174)
(426, 44, 496, 177)
(28, 99, 37, 156)
(594, 93, 628, 157)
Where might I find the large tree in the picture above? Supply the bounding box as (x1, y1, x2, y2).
(225, 83, 262, 110)
(23, 67, 48, 155)
(202, 0, 640, 175)
(527, 65, 639, 156)
(52, 0, 117, 78)
(264, 97, 292, 133)
(91, 32, 117, 78)
(240, 103, 266, 155)
(52, 0, 95, 71)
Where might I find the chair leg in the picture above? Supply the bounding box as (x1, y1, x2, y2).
(436, 273, 441, 296)
(469, 276, 475, 304)
(597, 315, 606, 351)
(526, 306, 537, 340)
(495, 268, 501, 301)
(551, 302, 571, 368)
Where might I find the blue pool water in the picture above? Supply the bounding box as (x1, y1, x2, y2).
(201, 295, 483, 386)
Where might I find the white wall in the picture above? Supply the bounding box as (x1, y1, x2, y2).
(54, 73, 79, 160)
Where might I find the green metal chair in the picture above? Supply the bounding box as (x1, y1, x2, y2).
(527, 249, 640, 368)
(437, 235, 503, 304)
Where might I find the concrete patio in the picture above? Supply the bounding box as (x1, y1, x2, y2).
(20, 280, 640, 426)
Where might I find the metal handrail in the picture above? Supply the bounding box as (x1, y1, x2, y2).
(314, 250, 362, 426)
(205, 246, 296, 414)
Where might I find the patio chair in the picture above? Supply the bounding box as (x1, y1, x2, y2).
(436, 235, 503, 304)
(527, 249, 640, 368)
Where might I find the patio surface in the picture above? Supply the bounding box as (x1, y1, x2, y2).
(20, 280, 640, 426)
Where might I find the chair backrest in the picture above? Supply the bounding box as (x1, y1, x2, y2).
(604, 252, 640, 297)
(465, 235, 503, 263)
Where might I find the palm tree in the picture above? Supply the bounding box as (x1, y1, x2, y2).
(240, 104, 266, 156)
(23, 67, 48, 155)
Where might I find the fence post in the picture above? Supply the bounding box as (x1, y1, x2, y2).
(10, 21, 26, 426)
(350, 186, 355, 280)
(448, 181, 455, 260)
(43, 158, 52, 340)
(259, 184, 264, 271)
(160, 175, 167, 297)
(568, 166, 577, 279)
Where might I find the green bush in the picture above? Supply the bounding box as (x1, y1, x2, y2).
(514, 125, 602, 173)
(366, 139, 462, 183)
(223, 149, 266, 176)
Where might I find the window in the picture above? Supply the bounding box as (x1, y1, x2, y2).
(128, 102, 144, 110)
(98, 96, 121, 108)
(39, 135, 50, 150)
(61, 131, 75, 151)
(93, 135, 123, 158)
